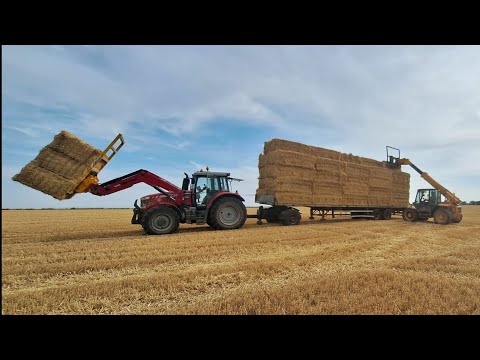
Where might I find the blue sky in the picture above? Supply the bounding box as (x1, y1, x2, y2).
(2, 45, 480, 208)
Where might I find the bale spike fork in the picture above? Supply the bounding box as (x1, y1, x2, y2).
(71, 134, 125, 195)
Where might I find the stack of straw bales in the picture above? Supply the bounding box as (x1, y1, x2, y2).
(256, 139, 410, 208)
(12, 131, 103, 200)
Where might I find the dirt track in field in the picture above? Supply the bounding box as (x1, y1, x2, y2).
(2, 206, 480, 314)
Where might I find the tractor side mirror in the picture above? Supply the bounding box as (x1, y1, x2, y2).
(182, 178, 189, 191)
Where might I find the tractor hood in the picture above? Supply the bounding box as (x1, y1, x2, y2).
(139, 192, 179, 208)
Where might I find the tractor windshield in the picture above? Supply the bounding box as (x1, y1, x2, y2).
(195, 175, 230, 206)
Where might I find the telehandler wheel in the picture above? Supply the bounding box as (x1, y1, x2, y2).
(433, 208, 452, 225)
(452, 214, 463, 223)
(402, 208, 419, 222)
(209, 197, 247, 230)
(143, 207, 180, 235)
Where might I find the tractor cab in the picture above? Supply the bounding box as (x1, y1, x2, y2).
(414, 189, 441, 208)
(412, 188, 441, 219)
(183, 170, 242, 208)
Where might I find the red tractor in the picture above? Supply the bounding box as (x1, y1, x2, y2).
(12, 132, 249, 235)
(89, 169, 248, 235)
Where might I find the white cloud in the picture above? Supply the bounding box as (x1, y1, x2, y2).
(3, 125, 39, 138)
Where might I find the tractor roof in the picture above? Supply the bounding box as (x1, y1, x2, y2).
(193, 171, 230, 177)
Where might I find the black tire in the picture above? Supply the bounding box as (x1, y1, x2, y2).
(433, 208, 452, 225)
(402, 208, 419, 222)
(209, 197, 247, 230)
(381, 209, 392, 220)
(143, 207, 180, 235)
(265, 215, 278, 223)
(373, 209, 382, 220)
(279, 209, 301, 226)
(263, 206, 287, 224)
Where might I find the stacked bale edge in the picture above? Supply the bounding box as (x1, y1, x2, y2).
(256, 138, 410, 208)
(12, 131, 103, 200)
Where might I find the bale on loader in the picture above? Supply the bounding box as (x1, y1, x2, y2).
(12, 131, 104, 200)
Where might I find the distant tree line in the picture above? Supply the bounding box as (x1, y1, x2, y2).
(460, 201, 480, 205)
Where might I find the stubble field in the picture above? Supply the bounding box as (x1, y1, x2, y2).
(2, 206, 480, 314)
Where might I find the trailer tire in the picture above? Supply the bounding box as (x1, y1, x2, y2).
(381, 209, 392, 220)
(433, 208, 452, 225)
(265, 214, 279, 223)
(143, 207, 180, 235)
(263, 206, 287, 224)
(279, 208, 301, 226)
(209, 197, 247, 230)
(402, 208, 419, 222)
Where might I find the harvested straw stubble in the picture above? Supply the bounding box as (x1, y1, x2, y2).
(12, 130, 104, 200)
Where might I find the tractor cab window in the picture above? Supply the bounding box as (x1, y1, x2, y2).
(218, 177, 229, 192)
(195, 175, 230, 206)
(195, 177, 210, 205)
(419, 191, 430, 203)
(415, 190, 440, 205)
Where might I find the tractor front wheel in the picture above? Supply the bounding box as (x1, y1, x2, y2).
(143, 207, 180, 235)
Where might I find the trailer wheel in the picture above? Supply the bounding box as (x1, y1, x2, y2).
(381, 209, 392, 220)
(433, 208, 452, 225)
(279, 209, 301, 226)
(143, 207, 180, 235)
(402, 208, 419, 222)
(263, 206, 287, 223)
(209, 197, 247, 230)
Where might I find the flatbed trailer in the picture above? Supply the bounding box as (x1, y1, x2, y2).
(249, 195, 406, 225)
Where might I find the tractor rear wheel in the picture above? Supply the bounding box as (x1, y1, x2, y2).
(433, 208, 452, 225)
(143, 207, 180, 235)
(402, 208, 419, 222)
(209, 197, 247, 230)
